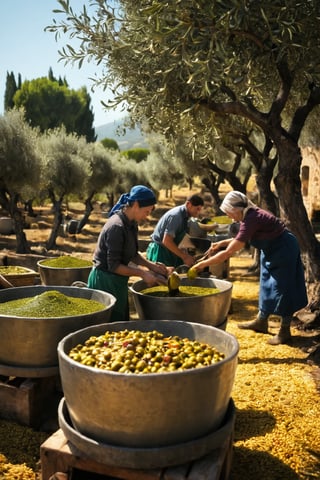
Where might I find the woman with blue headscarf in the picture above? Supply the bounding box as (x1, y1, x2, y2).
(88, 185, 169, 321)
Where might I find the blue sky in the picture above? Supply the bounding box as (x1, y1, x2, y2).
(0, 0, 125, 127)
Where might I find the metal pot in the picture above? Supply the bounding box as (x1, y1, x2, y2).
(129, 277, 233, 329)
(188, 236, 211, 253)
(58, 320, 239, 449)
(37, 259, 92, 286)
(0, 285, 116, 377)
(58, 396, 236, 469)
(0, 217, 14, 235)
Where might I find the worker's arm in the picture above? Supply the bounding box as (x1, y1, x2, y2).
(162, 232, 194, 267)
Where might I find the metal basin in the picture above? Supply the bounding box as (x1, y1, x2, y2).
(37, 259, 92, 286)
(58, 397, 236, 469)
(129, 277, 233, 329)
(0, 217, 14, 235)
(0, 285, 116, 375)
(58, 320, 239, 448)
(189, 236, 211, 253)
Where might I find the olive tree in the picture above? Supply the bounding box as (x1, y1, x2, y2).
(47, 1, 320, 298)
(38, 126, 90, 250)
(142, 133, 186, 195)
(77, 141, 116, 232)
(0, 109, 41, 253)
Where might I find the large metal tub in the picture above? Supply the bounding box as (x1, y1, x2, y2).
(58, 320, 239, 449)
(37, 259, 92, 286)
(58, 396, 236, 469)
(129, 277, 233, 329)
(0, 285, 116, 377)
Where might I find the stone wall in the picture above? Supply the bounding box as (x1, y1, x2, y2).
(301, 147, 320, 220)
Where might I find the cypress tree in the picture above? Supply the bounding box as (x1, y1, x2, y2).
(4, 71, 18, 111)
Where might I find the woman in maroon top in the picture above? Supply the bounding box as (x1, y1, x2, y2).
(192, 191, 308, 345)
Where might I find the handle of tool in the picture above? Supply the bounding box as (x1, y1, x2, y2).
(0, 274, 14, 288)
(195, 247, 211, 263)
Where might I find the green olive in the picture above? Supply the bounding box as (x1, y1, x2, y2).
(68, 329, 224, 374)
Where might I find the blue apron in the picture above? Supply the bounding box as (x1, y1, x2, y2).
(251, 231, 308, 316)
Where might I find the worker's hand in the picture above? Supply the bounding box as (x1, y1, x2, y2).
(154, 274, 168, 286)
(143, 271, 167, 286)
(181, 252, 195, 267)
(166, 266, 175, 276)
(190, 261, 205, 274)
(152, 261, 169, 277)
(209, 243, 222, 255)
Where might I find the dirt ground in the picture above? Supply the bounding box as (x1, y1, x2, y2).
(1, 188, 320, 479)
(1, 188, 319, 366)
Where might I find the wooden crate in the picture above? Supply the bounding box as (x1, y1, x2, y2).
(0, 265, 39, 286)
(0, 375, 57, 427)
(41, 428, 234, 480)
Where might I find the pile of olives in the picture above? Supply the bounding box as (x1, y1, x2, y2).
(69, 329, 225, 374)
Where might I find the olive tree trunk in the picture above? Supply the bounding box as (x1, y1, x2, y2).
(46, 198, 64, 251)
(274, 136, 320, 306)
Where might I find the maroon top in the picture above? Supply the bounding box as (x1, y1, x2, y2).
(235, 207, 286, 244)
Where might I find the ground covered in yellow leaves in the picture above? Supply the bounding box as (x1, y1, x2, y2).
(0, 192, 319, 479)
(0, 254, 319, 480)
(227, 254, 320, 480)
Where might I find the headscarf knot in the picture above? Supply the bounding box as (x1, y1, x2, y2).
(108, 185, 156, 217)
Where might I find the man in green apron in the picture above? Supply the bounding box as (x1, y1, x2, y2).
(146, 194, 204, 267)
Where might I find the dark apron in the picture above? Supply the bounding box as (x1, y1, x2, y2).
(251, 231, 308, 316)
(87, 268, 129, 322)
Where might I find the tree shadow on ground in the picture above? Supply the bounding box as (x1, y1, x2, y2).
(231, 408, 303, 479)
(234, 408, 276, 441)
(230, 446, 301, 480)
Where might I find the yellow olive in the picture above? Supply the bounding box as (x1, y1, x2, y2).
(187, 267, 197, 279)
(167, 271, 181, 292)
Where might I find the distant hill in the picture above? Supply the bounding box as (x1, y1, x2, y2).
(95, 119, 149, 150)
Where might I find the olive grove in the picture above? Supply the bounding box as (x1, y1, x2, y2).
(47, 0, 320, 307)
(0, 108, 153, 253)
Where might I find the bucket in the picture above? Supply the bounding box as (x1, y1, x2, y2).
(58, 396, 236, 469)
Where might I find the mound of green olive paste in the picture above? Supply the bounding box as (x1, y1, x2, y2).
(69, 329, 225, 373)
(40, 255, 93, 268)
(0, 266, 32, 275)
(141, 285, 220, 297)
(0, 290, 105, 317)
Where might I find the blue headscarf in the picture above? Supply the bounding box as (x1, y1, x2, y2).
(108, 185, 156, 217)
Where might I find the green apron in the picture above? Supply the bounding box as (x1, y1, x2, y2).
(146, 230, 186, 267)
(87, 268, 129, 322)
